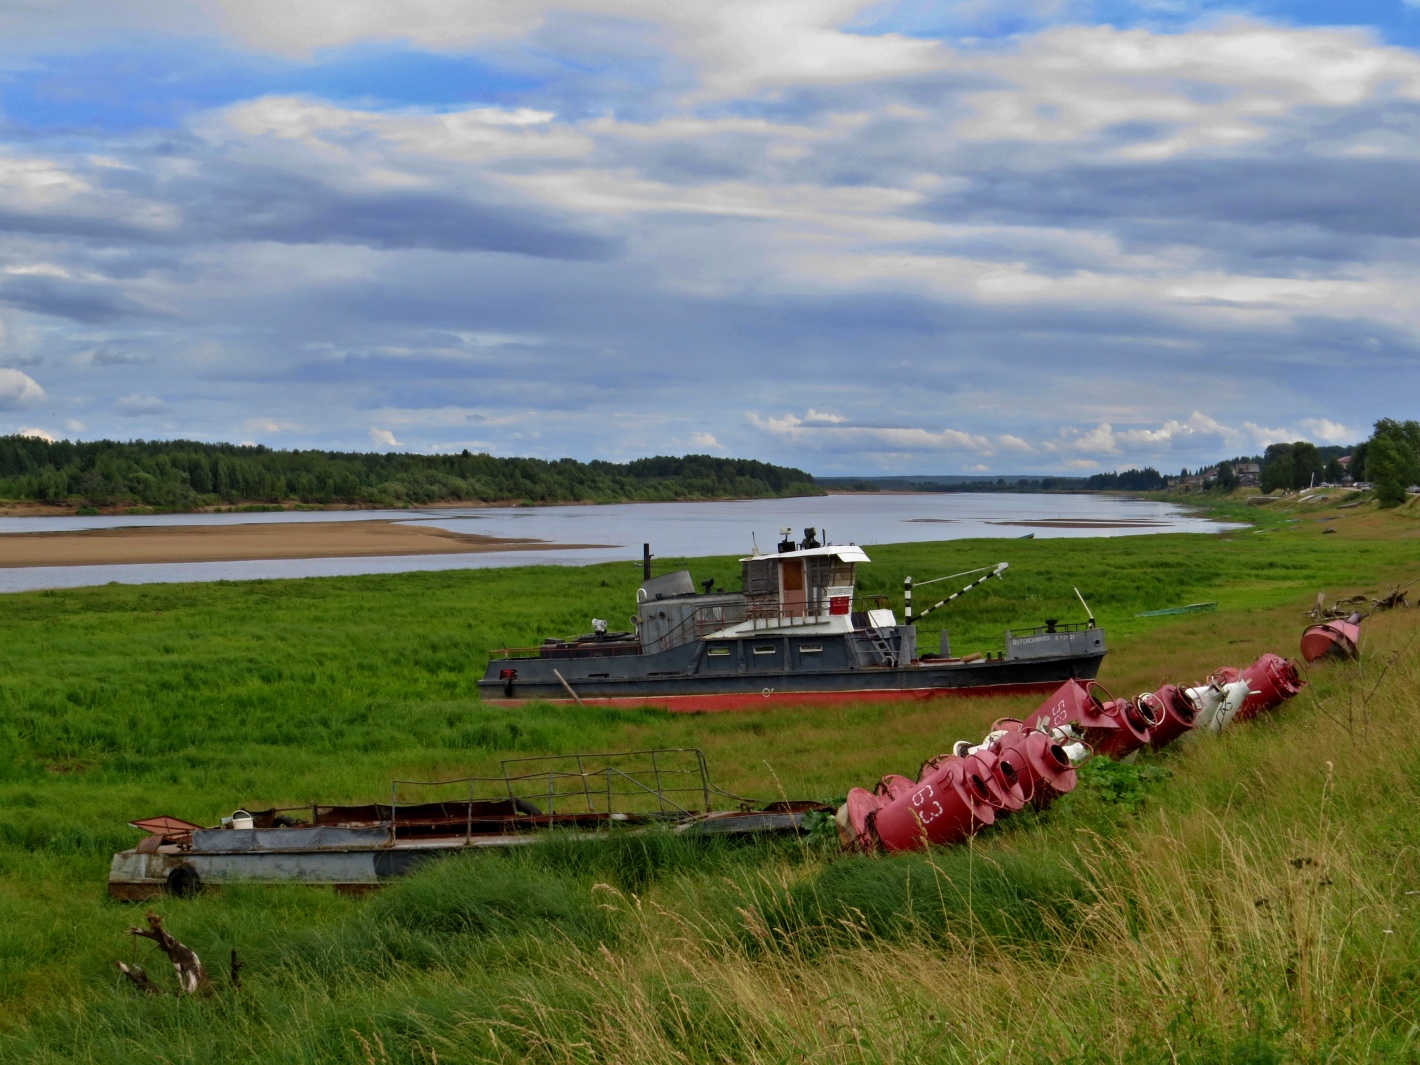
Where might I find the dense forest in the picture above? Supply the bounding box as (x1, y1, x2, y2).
(0, 436, 821, 510)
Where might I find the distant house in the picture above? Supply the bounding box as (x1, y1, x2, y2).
(1235, 462, 1260, 487)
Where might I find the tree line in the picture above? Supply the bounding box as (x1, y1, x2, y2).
(1183, 418, 1419, 507)
(1356, 419, 1420, 507)
(0, 436, 821, 510)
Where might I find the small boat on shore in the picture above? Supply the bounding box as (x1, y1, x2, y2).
(478, 529, 1107, 711)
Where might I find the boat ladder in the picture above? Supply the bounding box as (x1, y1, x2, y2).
(863, 624, 897, 667)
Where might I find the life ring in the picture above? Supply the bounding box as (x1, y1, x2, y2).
(761, 687, 774, 698)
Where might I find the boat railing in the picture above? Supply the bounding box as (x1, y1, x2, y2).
(488, 641, 641, 660)
(384, 748, 758, 841)
(1007, 621, 1095, 637)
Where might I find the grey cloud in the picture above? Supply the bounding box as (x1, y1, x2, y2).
(175, 165, 622, 259)
(88, 347, 147, 365)
(0, 273, 161, 323)
(0, 156, 621, 262)
(922, 156, 1420, 245)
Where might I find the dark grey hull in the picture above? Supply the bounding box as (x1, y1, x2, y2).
(480, 625, 1107, 711)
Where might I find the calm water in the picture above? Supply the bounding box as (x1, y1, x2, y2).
(0, 494, 1237, 594)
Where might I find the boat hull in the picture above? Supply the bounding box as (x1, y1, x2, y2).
(480, 640, 1106, 712)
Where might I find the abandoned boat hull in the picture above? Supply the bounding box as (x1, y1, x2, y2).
(108, 749, 829, 899)
(107, 812, 820, 900)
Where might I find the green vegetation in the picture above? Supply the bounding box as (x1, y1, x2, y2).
(0, 436, 820, 510)
(1363, 418, 1420, 507)
(0, 492, 1418, 1062)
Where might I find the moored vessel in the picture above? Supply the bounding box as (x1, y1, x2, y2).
(478, 529, 1106, 711)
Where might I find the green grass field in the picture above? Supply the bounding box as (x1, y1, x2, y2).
(1, 490, 1418, 1063)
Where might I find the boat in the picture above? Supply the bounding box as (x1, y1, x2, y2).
(1135, 601, 1218, 618)
(108, 749, 830, 899)
(478, 528, 1107, 712)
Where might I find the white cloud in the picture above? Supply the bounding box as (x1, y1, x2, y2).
(113, 394, 169, 416)
(17, 426, 55, 441)
(64, 419, 86, 432)
(689, 431, 725, 450)
(953, 21, 1420, 158)
(747, 410, 1021, 455)
(0, 368, 45, 409)
(207, 0, 944, 96)
(243, 418, 307, 433)
(369, 427, 401, 448)
(760, 408, 1361, 466)
(1297, 417, 1357, 444)
(1040, 411, 1366, 462)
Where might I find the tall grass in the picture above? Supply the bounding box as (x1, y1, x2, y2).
(0, 502, 1418, 1061)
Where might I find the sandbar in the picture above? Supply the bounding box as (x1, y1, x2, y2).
(0, 520, 607, 568)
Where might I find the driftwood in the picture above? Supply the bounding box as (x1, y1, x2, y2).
(125, 912, 211, 995)
(1307, 582, 1415, 621)
(115, 962, 161, 994)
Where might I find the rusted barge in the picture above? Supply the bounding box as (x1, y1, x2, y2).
(108, 749, 830, 899)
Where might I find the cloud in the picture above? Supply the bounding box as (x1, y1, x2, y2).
(1297, 417, 1357, 444)
(0, 14, 1408, 469)
(369, 427, 401, 447)
(747, 409, 1021, 455)
(0, 368, 45, 408)
(113, 393, 169, 415)
(84, 348, 147, 366)
(689, 431, 725, 450)
(17, 426, 55, 441)
(750, 407, 1363, 469)
(204, 1, 945, 96)
(243, 417, 306, 432)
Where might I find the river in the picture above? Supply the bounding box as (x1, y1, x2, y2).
(0, 493, 1237, 593)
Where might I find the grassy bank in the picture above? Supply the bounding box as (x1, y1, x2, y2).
(0, 493, 1417, 1062)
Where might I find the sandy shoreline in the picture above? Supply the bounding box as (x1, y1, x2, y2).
(0, 520, 608, 569)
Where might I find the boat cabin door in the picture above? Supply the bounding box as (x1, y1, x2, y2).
(780, 558, 806, 617)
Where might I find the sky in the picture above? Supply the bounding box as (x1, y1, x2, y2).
(0, 1, 1417, 476)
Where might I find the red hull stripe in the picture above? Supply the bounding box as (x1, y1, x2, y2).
(482, 681, 1066, 714)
